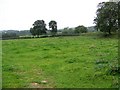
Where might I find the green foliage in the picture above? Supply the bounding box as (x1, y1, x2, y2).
(49, 20, 57, 35)
(1, 30, 31, 38)
(2, 32, 19, 39)
(30, 28, 36, 36)
(62, 27, 75, 35)
(74, 25, 88, 34)
(2, 35, 118, 88)
(94, 2, 119, 35)
(30, 20, 47, 37)
(95, 59, 108, 64)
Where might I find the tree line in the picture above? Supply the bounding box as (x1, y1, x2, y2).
(30, 20, 88, 37)
(1, 25, 94, 40)
(1, 30, 31, 40)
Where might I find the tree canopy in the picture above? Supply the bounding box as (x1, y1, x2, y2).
(94, 2, 119, 35)
(30, 20, 47, 36)
(49, 20, 57, 35)
(74, 25, 88, 34)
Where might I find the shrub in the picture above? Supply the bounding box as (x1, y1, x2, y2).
(74, 25, 88, 34)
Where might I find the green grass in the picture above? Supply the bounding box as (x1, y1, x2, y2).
(2, 34, 118, 88)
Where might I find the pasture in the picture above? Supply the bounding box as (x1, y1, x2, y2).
(2, 34, 118, 88)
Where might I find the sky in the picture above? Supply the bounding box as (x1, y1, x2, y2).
(0, 0, 109, 30)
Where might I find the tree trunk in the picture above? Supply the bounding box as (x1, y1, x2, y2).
(108, 21, 112, 35)
(108, 29, 111, 35)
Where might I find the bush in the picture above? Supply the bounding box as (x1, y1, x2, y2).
(74, 25, 88, 34)
(61, 27, 78, 35)
(107, 65, 120, 75)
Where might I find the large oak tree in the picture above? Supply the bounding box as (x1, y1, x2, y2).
(94, 2, 119, 35)
(30, 20, 47, 37)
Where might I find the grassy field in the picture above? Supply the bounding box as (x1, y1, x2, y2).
(2, 34, 118, 88)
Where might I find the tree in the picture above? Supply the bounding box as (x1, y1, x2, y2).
(94, 2, 119, 35)
(30, 28, 36, 36)
(74, 25, 88, 34)
(49, 20, 57, 35)
(30, 20, 47, 37)
(62, 27, 75, 35)
(118, 1, 120, 31)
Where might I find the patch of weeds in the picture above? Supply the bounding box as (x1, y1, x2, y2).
(52, 46, 61, 50)
(12, 48, 17, 51)
(68, 67, 81, 73)
(60, 65, 81, 73)
(42, 55, 50, 59)
(89, 44, 96, 49)
(111, 76, 119, 88)
(114, 45, 118, 47)
(95, 59, 108, 64)
(31, 48, 37, 51)
(65, 58, 79, 63)
(3, 65, 19, 72)
(94, 59, 108, 72)
(94, 71, 105, 77)
(52, 46, 56, 48)
(43, 48, 49, 51)
(96, 52, 105, 57)
(56, 48, 61, 50)
(94, 64, 106, 71)
(14, 51, 20, 54)
(107, 65, 120, 76)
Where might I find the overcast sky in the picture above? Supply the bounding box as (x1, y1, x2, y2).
(0, 0, 109, 30)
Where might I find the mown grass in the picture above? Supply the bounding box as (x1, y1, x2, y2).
(2, 34, 118, 88)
